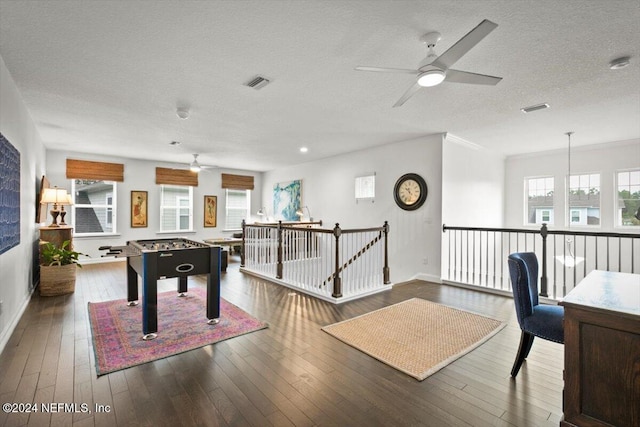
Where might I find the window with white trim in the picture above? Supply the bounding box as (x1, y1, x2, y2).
(616, 169, 640, 227)
(526, 177, 554, 225)
(225, 189, 250, 230)
(568, 173, 600, 226)
(71, 179, 117, 235)
(160, 184, 193, 232)
(541, 210, 551, 223)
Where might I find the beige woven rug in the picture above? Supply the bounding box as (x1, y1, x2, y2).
(322, 298, 506, 381)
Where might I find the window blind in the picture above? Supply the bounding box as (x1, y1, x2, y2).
(66, 159, 124, 182)
(155, 167, 198, 187)
(221, 173, 254, 190)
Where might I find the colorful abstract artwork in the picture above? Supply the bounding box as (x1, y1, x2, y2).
(0, 133, 21, 255)
(273, 179, 301, 221)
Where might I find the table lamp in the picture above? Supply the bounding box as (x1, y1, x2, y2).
(59, 193, 73, 225)
(40, 187, 68, 227)
(295, 206, 312, 221)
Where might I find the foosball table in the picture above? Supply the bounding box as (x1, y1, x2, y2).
(100, 238, 222, 340)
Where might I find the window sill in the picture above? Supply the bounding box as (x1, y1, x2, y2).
(73, 233, 121, 239)
(156, 230, 196, 235)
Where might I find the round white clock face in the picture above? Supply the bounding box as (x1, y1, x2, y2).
(398, 179, 421, 205)
(394, 173, 428, 210)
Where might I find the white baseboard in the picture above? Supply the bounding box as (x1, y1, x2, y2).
(0, 290, 33, 357)
(410, 273, 442, 284)
(79, 257, 125, 265)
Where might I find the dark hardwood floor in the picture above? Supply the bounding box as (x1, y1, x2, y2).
(1, 255, 564, 426)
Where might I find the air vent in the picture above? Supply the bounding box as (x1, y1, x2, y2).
(245, 75, 271, 90)
(521, 103, 550, 113)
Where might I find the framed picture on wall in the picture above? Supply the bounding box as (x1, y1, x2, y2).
(131, 191, 148, 228)
(204, 195, 217, 227)
(273, 179, 301, 221)
(37, 175, 50, 224)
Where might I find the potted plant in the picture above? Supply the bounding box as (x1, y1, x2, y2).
(40, 240, 85, 296)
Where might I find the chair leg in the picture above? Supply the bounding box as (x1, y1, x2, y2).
(511, 331, 535, 377)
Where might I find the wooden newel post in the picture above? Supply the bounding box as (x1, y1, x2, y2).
(332, 223, 342, 298)
(539, 223, 549, 297)
(383, 221, 390, 284)
(276, 220, 283, 279)
(240, 219, 246, 267)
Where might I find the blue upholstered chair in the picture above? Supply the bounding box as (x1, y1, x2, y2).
(507, 252, 564, 377)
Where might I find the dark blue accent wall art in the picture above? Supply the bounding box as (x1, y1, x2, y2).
(0, 132, 21, 255)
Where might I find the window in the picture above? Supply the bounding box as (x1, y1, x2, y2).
(226, 189, 250, 230)
(526, 177, 554, 224)
(160, 185, 193, 232)
(568, 173, 600, 226)
(571, 210, 581, 224)
(355, 174, 375, 201)
(71, 180, 117, 235)
(106, 195, 113, 226)
(617, 169, 640, 227)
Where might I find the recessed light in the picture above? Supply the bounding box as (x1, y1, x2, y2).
(520, 103, 550, 113)
(176, 107, 190, 119)
(609, 56, 630, 70)
(300, 147, 308, 153)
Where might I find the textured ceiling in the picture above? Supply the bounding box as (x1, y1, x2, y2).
(1, 0, 639, 171)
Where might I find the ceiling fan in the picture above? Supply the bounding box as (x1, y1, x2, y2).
(187, 154, 217, 173)
(355, 19, 502, 107)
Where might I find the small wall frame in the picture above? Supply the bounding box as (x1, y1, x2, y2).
(204, 195, 217, 227)
(131, 191, 148, 228)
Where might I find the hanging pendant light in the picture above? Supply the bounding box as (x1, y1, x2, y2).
(566, 131, 574, 228)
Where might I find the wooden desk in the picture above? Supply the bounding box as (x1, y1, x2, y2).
(559, 270, 640, 427)
(204, 237, 243, 249)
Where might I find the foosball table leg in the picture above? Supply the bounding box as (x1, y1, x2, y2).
(207, 246, 221, 325)
(126, 259, 139, 306)
(141, 253, 159, 339)
(178, 276, 188, 296)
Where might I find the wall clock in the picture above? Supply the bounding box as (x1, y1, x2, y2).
(393, 173, 428, 211)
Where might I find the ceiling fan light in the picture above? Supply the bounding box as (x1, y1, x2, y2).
(417, 69, 445, 87)
(190, 161, 201, 172)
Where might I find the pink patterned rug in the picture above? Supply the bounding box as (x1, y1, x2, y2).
(88, 288, 268, 376)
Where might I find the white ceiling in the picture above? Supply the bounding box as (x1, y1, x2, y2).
(1, 0, 639, 172)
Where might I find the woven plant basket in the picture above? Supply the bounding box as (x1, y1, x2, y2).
(40, 263, 77, 296)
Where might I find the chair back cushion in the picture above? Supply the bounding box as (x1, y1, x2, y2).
(508, 252, 540, 327)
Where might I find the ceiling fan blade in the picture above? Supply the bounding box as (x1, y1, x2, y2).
(393, 82, 422, 107)
(445, 69, 502, 85)
(355, 66, 418, 74)
(431, 19, 498, 70)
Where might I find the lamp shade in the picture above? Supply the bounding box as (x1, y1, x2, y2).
(40, 188, 68, 204)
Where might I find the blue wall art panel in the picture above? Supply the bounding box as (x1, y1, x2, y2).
(0, 133, 21, 255)
(273, 179, 301, 221)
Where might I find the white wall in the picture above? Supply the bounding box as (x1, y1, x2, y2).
(442, 135, 505, 227)
(0, 55, 47, 353)
(262, 134, 444, 284)
(505, 139, 640, 231)
(45, 150, 263, 260)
